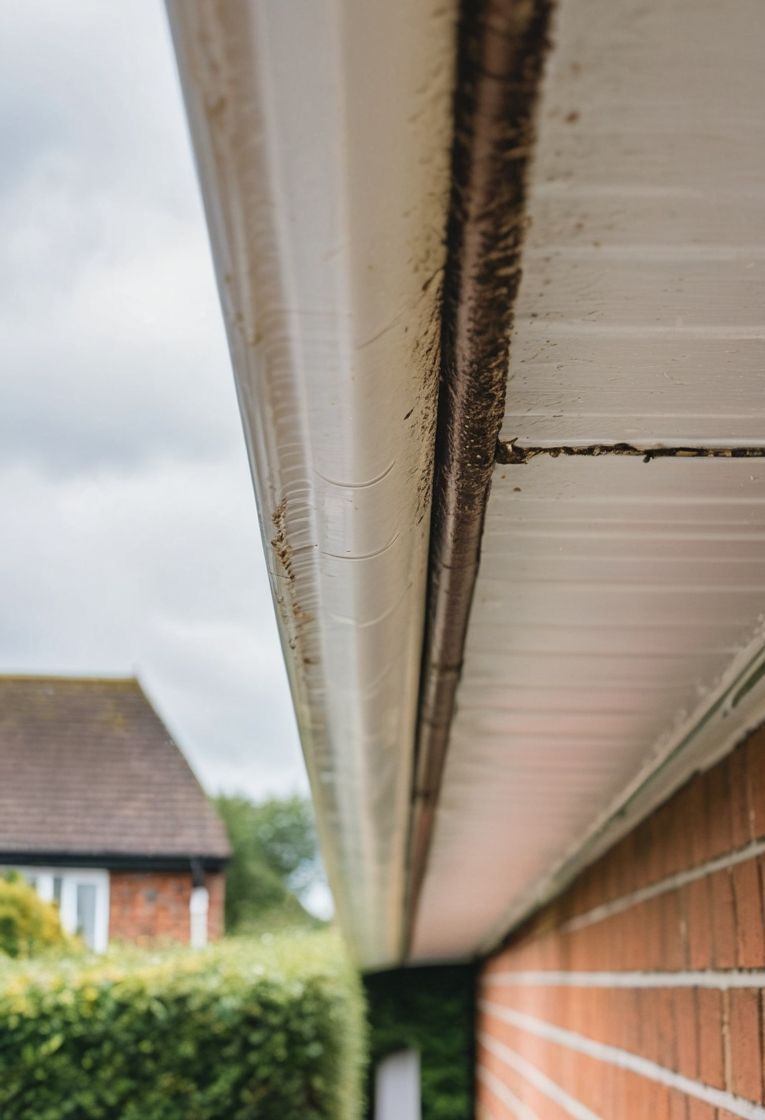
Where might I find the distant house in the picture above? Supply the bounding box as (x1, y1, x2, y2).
(0, 676, 230, 951)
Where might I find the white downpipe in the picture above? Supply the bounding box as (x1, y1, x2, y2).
(375, 1050, 421, 1120)
(189, 885, 209, 949)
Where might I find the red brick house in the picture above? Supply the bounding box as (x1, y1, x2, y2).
(0, 676, 229, 950)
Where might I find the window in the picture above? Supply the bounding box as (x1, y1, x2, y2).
(76, 883, 98, 947)
(2, 867, 109, 952)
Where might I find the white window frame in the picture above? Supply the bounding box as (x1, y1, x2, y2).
(3, 866, 110, 952)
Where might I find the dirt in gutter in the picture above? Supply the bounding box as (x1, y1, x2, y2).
(406, 0, 555, 954)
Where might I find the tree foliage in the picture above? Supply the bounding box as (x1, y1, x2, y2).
(214, 794, 324, 932)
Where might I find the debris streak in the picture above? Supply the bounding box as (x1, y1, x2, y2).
(497, 441, 765, 465)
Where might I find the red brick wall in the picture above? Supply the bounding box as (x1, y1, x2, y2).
(108, 870, 226, 945)
(477, 725, 765, 1119)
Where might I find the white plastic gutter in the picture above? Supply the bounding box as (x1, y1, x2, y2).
(166, 0, 457, 967)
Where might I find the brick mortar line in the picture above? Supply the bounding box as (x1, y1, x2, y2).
(484, 970, 765, 990)
(479, 1000, 765, 1120)
(478, 1034, 600, 1120)
(477, 1065, 541, 1120)
(560, 837, 765, 933)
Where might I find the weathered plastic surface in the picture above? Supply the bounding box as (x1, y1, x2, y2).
(166, 0, 457, 966)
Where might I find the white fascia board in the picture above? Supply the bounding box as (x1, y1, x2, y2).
(166, 0, 456, 967)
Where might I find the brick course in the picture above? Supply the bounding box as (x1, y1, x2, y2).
(478, 725, 765, 1117)
(108, 869, 225, 945)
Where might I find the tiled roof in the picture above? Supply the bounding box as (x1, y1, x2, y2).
(0, 676, 230, 862)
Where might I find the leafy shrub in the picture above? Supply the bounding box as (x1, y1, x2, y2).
(0, 873, 70, 959)
(0, 930, 366, 1120)
(364, 965, 475, 1120)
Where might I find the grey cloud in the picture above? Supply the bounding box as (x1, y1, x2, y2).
(0, 0, 231, 476)
(0, 1, 196, 215)
(0, 0, 307, 801)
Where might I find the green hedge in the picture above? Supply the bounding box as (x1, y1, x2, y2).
(0, 931, 366, 1120)
(364, 965, 475, 1120)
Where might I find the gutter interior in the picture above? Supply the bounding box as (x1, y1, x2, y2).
(407, 0, 555, 955)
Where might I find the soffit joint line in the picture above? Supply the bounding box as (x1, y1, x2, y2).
(497, 440, 765, 465)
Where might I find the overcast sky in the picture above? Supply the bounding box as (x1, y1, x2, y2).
(0, 0, 307, 801)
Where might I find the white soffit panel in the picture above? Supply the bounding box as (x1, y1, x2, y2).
(413, 0, 765, 959)
(166, 0, 456, 967)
